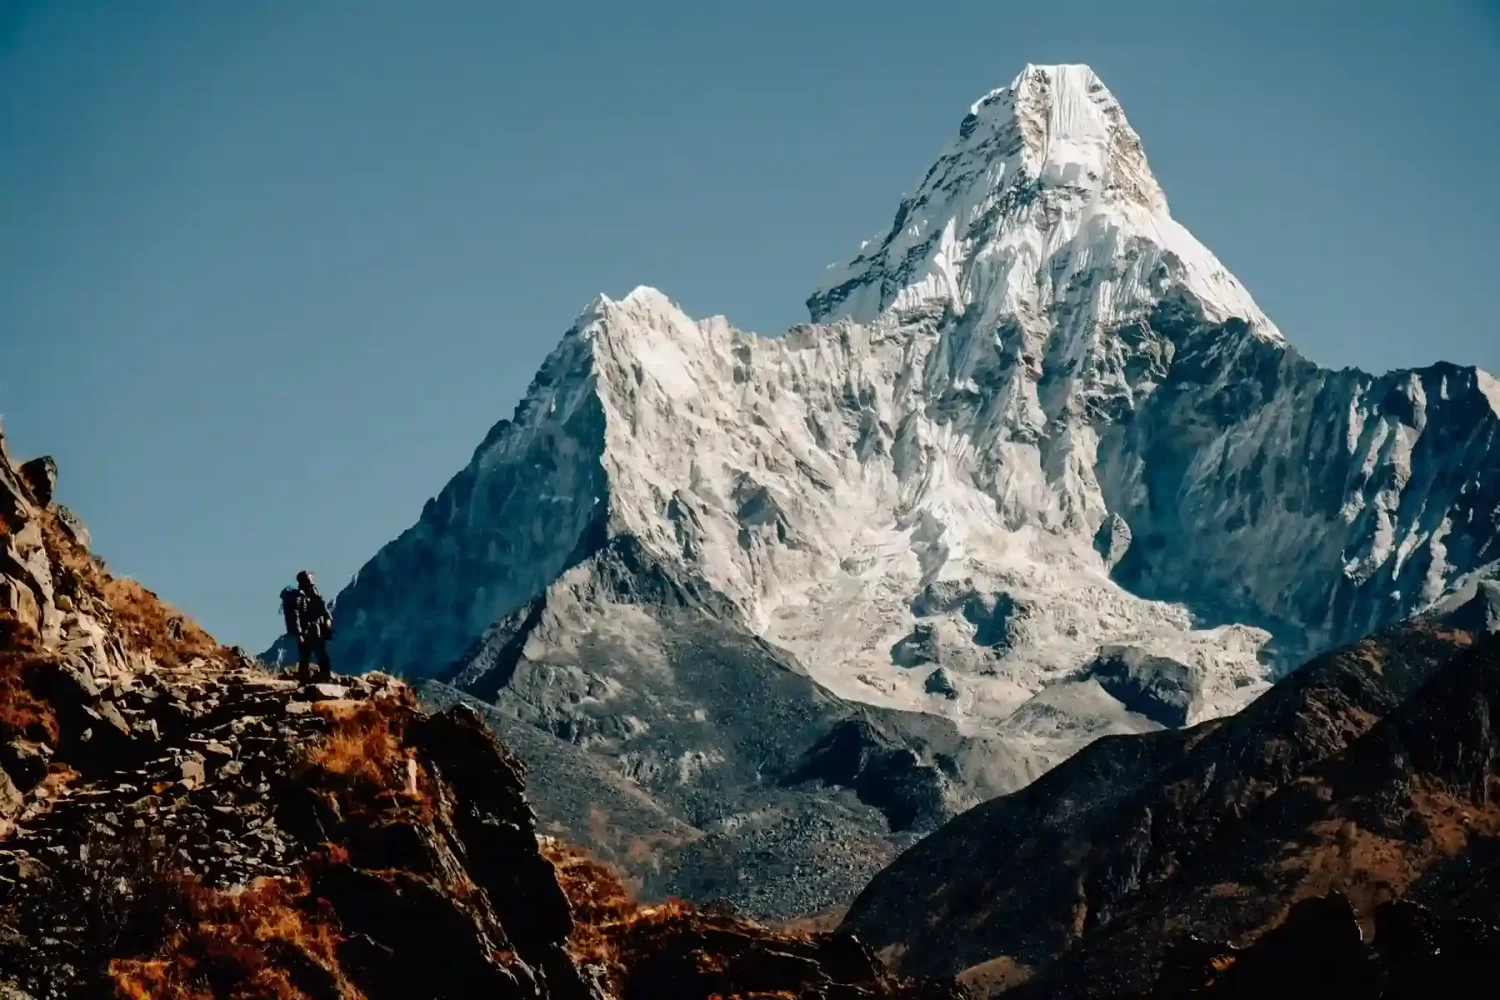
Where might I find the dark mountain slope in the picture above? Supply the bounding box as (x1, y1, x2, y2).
(841, 605, 1490, 990)
(1032, 627, 1500, 997)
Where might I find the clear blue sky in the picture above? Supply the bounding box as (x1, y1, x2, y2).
(1, 0, 1497, 651)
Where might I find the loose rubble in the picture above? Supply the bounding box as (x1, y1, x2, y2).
(0, 667, 405, 988)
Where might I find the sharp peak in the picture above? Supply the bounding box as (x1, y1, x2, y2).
(583, 285, 677, 316)
(952, 62, 1160, 203)
(807, 61, 1272, 330)
(562, 285, 711, 358)
(970, 63, 1111, 114)
(570, 286, 690, 341)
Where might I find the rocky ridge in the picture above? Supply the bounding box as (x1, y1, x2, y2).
(0, 428, 965, 999)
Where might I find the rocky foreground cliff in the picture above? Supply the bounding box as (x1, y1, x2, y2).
(0, 429, 964, 999)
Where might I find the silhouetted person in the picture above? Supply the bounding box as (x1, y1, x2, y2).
(281, 569, 333, 684)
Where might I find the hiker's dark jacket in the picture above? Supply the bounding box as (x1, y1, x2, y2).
(282, 585, 332, 641)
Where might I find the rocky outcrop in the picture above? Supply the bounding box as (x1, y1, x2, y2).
(1, 666, 602, 1000)
(618, 909, 965, 1000)
(1444, 578, 1500, 636)
(544, 839, 965, 1000)
(787, 718, 956, 832)
(16, 459, 55, 509)
(1076, 646, 1200, 728)
(1, 641, 957, 999)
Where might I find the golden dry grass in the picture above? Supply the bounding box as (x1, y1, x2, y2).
(775, 906, 848, 937)
(540, 836, 698, 992)
(0, 611, 59, 744)
(40, 511, 224, 669)
(301, 698, 429, 824)
(956, 955, 1035, 997)
(103, 702, 435, 1000)
(108, 874, 362, 1000)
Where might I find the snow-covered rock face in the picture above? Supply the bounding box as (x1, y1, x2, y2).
(305, 63, 1500, 786)
(808, 63, 1278, 336)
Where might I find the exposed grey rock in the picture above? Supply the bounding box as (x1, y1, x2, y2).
(278, 68, 1499, 762)
(17, 458, 55, 508)
(891, 624, 938, 668)
(1094, 513, 1133, 571)
(925, 668, 958, 700)
(52, 506, 88, 550)
(1079, 645, 1201, 728)
(1439, 578, 1500, 636)
(0, 432, 35, 530)
(786, 718, 956, 833)
(305, 683, 349, 701)
(422, 541, 1020, 917)
(179, 753, 205, 790)
(0, 769, 23, 824)
(910, 580, 976, 618)
(94, 701, 132, 738)
(0, 743, 47, 793)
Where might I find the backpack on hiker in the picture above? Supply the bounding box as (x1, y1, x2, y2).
(280, 585, 303, 638)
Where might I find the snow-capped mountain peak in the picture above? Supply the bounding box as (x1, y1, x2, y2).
(301, 63, 1499, 808)
(808, 63, 1281, 344)
(969, 63, 1165, 209)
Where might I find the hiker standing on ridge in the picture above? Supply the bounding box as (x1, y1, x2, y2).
(281, 570, 333, 684)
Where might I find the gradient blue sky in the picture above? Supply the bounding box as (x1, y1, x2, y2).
(1, 0, 1497, 651)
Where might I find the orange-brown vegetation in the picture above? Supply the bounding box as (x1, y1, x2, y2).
(956, 954, 1034, 995)
(95, 696, 441, 1000)
(0, 611, 58, 744)
(108, 873, 361, 1000)
(39, 511, 224, 669)
(300, 695, 430, 824)
(101, 703, 432, 1000)
(1275, 778, 1500, 936)
(776, 905, 848, 937)
(540, 836, 698, 992)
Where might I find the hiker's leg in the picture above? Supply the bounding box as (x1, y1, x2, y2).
(297, 639, 312, 684)
(315, 639, 332, 679)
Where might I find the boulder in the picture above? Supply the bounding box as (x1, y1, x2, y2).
(52, 506, 89, 550)
(306, 683, 350, 701)
(1080, 645, 1201, 728)
(787, 719, 951, 832)
(0, 741, 48, 792)
(0, 768, 23, 823)
(1445, 579, 1500, 636)
(924, 668, 958, 700)
(0, 440, 34, 529)
(891, 624, 938, 668)
(17, 458, 56, 508)
(1094, 513, 1133, 570)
